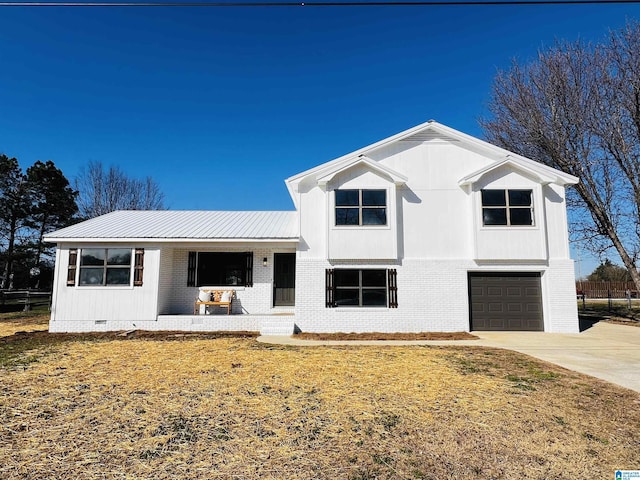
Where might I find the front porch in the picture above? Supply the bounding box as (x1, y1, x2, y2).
(157, 246, 297, 324)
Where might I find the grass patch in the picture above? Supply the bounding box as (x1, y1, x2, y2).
(578, 300, 640, 325)
(0, 329, 257, 369)
(0, 311, 49, 337)
(0, 331, 638, 479)
(294, 331, 478, 341)
(447, 349, 562, 391)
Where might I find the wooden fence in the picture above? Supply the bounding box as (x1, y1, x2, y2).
(0, 290, 51, 312)
(575, 281, 638, 299)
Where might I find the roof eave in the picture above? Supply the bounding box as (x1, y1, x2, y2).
(316, 156, 408, 187)
(458, 158, 573, 187)
(45, 237, 300, 244)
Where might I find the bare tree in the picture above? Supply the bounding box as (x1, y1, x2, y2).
(481, 21, 640, 291)
(75, 161, 165, 219)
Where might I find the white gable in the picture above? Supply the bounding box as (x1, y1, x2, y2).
(285, 120, 578, 208)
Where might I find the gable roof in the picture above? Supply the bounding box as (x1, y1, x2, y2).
(285, 120, 578, 207)
(316, 155, 408, 187)
(458, 157, 561, 187)
(44, 210, 299, 243)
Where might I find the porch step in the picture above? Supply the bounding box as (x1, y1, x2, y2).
(260, 316, 295, 336)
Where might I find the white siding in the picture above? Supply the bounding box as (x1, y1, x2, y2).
(50, 244, 160, 327)
(327, 168, 398, 260)
(542, 259, 580, 333)
(472, 169, 547, 261)
(544, 184, 572, 259)
(157, 247, 174, 315)
(50, 243, 296, 332)
(301, 139, 556, 262)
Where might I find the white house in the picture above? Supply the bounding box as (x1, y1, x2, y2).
(44, 120, 580, 334)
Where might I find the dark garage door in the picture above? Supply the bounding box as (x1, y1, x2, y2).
(468, 273, 543, 331)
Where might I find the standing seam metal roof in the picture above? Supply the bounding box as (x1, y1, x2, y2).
(44, 210, 299, 240)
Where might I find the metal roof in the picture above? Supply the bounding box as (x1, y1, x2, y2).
(44, 210, 299, 242)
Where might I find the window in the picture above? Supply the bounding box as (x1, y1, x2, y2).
(335, 189, 387, 226)
(78, 248, 132, 286)
(325, 268, 398, 308)
(188, 252, 254, 287)
(481, 189, 533, 226)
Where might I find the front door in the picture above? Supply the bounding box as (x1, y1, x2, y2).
(273, 253, 296, 307)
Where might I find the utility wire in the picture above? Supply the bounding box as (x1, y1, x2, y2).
(2, 0, 640, 6)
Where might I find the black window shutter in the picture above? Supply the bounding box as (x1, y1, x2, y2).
(187, 251, 197, 286)
(326, 268, 335, 308)
(133, 248, 144, 287)
(67, 249, 78, 286)
(245, 252, 253, 287)
(388, 269, 398, 308)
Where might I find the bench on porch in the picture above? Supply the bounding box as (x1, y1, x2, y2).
(194, 289, 235, 315)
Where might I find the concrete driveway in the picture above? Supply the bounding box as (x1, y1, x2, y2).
(258, 322, 640, 393)
(472, 322, 640, 393)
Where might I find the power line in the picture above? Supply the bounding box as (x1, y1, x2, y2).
(2, 0, 640, 6)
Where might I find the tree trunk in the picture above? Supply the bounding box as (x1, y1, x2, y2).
(0, 214, 18, 290)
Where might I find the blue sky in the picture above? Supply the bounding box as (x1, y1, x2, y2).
(1, 1, 639, 275)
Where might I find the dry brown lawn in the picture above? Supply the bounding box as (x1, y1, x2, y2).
(0, 312, 49, 337)
(1, 328, 639, 479)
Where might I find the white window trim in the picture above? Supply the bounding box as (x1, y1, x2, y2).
(331, 187, 392, 230)
(74, 247, 135, 288)
(478, 188, 539, 230)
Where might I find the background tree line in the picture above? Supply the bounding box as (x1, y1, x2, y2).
(586, 259, 633, 283)
(0, 157, 164, 290)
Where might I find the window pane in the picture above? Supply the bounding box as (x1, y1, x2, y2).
(197, 252, 246, 286)
(335, 190, 359, 206)
(509, 190, 532, 206)
(79, 267, 104, 285)
(510, 208, 533, 226)
(362, 208, 387, 225)
(334, 288, 360, 306)
(362, 289, 387, 306)
(336, 208, 359, 225)
(483, 208, 507, 225)
(81, 249, 105, 266)
(107, 249, 131, 266)
(225, 267, 244, 286)
(481, 190, 506, 207)
(106, 267, 131, 285)
(361, 269, 386, 287)
(335, 269, 360, 287)
(362, 190, 386, 206)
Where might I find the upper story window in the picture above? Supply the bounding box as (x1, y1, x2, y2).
(79, 248, 132, 286)
(335, 189, 387, 226)
(481, 189, 534, 226)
